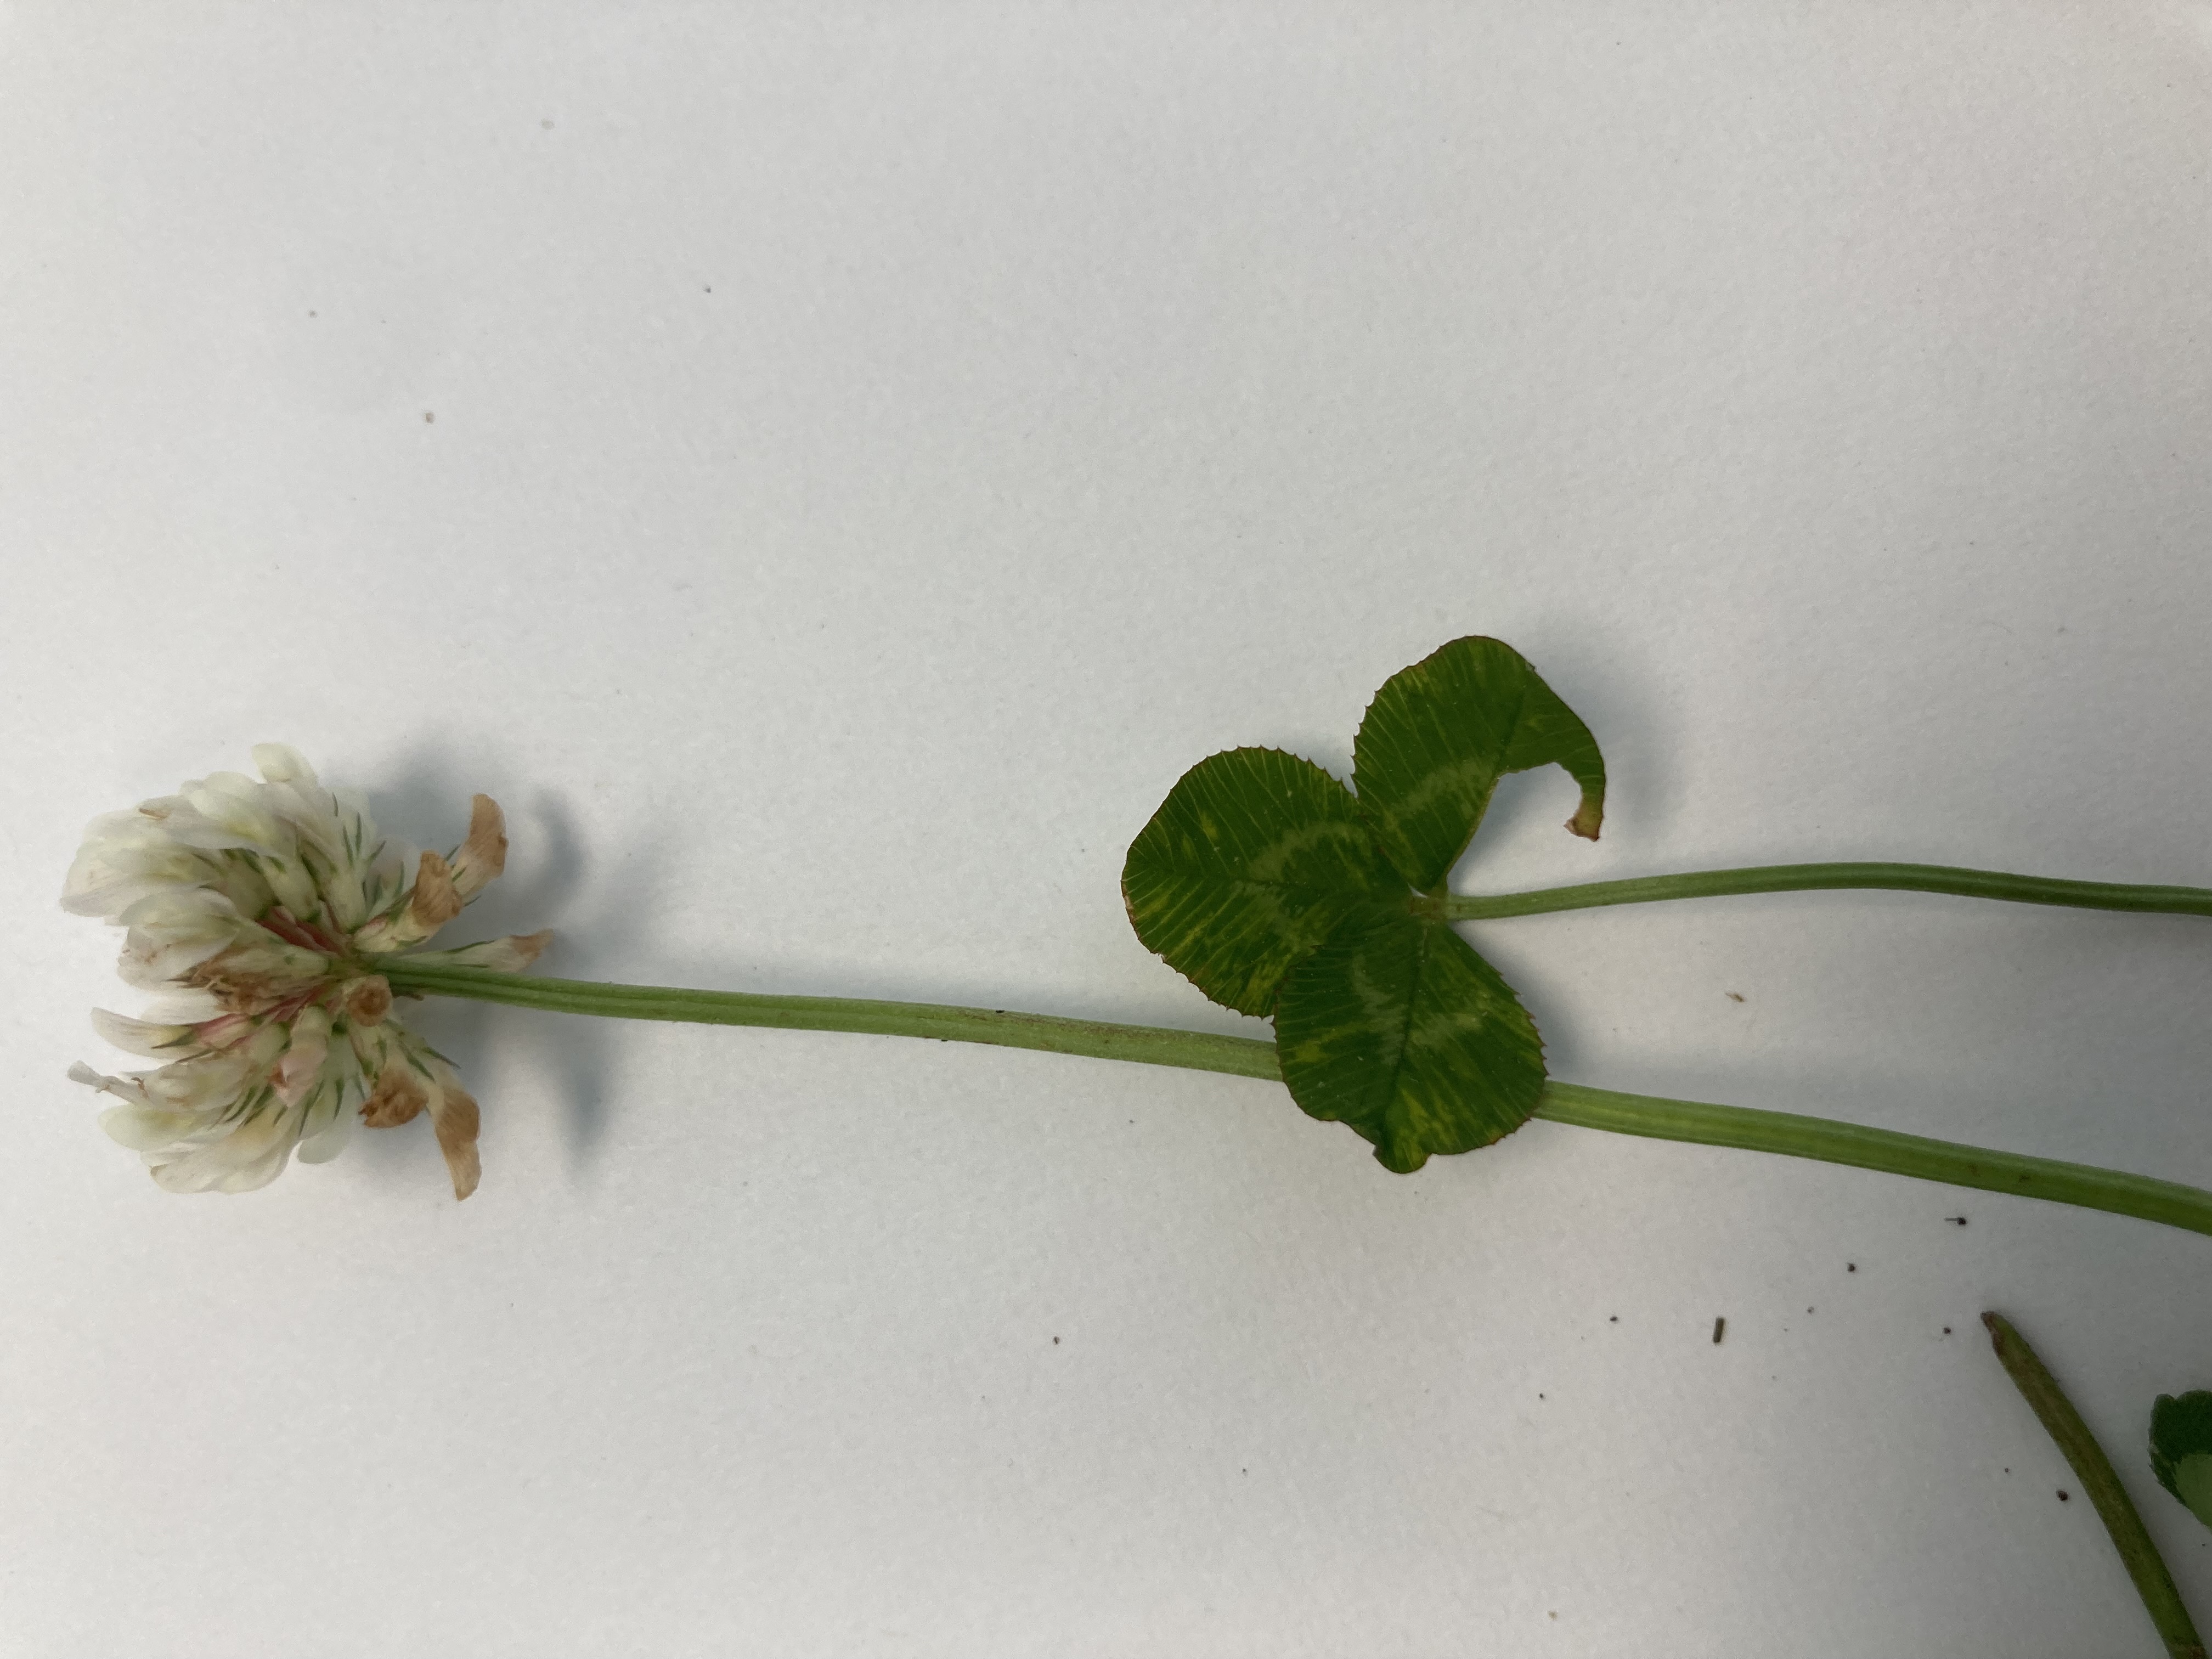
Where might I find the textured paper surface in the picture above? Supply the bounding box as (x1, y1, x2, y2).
(3, 5, 2209, 1655)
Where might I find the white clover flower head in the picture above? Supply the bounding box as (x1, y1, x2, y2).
(63, 746, 550, 1198)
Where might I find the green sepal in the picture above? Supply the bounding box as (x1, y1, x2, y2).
(1273, 903, 1548, 1171)
(1122, 747, 1407, 1017)
(1352, 635, 1606, 892)
(2150, 1391, 2212, 1531)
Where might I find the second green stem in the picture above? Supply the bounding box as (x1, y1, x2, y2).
(1445, 861, 2212, 922)
(1983, 1312, 2205, 1659)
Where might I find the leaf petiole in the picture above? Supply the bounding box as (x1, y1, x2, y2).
(1446, 862, 2212, 922)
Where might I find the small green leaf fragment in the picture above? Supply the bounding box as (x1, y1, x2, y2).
(1352, 636, 1606, 891)
(1122, 747, 1405, 1017)
(2151, 1391, 2212, 1531)
(1274, 905, 1547, 1172)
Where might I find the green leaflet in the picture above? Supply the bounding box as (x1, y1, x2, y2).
(1121, 747, 1404, 1017)
(1274, 904, 1548, 1172)
(2151, 1391, 2212, 1531)
(1353, 636, 1606, 893)
(1121, 637, 1601, 1170)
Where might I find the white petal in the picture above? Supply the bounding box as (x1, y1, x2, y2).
(212, 1144, 295, 1192)
(258, 856, 323, 921)
(188, 1012, 257, 1051)
(142, 800, 280, 856)
(69, 808, 157, 853)
(100, 1104, 207, 1151)
(146, 1106, 299, 1193)
(138, 1054, 251, 1111)
(89, 1008, 199, 1058)
(117, 885, 243, 936)
(251, 744, 318, 787)
(329, 786, 384, 850)
(146, 1156, 226, 1193)
(294, 1097, 356, 1164)
(140, 989, 224, 1024)
(148, 1144, 284, 1194)
(120, 924, 234, 974)
(181, 774, 291, 850)
(348, 1021, 393, 1073)
(133, 1024, 285, 1113)
(274, 1009, 332, 1108)
(117, 890, 253, 983)
(61, 824, 218, 919)
(207, 856, 277, 920)
(116, 945, 215, 991)
(317, 787, 392, 931)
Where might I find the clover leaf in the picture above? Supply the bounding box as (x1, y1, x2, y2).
(1353, 635, 1606, 892)
(1273, 902, 1547, 1171)
(1121, 747, 1405, 1017)
(1122, 636, 1599, 1170)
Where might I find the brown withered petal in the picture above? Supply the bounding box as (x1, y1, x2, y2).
(407, 850, 464, 933)
(341, 975, 393, 1025)
(432, 1084, 482, 1200)
(449, 793, 509, 899)
(183, 947, 323, 1015)
(362, 1065, 428, 1128)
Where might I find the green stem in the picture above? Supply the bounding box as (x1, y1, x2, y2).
(380, 962, 2212, 1242)
(1444, 862, 2212, 922)
(1539, 1083, 2212, 1238)
(382, 962, 1285, 1080)
(1982, 1312, 2206, 1659)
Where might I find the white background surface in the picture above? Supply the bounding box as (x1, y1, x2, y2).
(3, 5, 2210, 1655)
